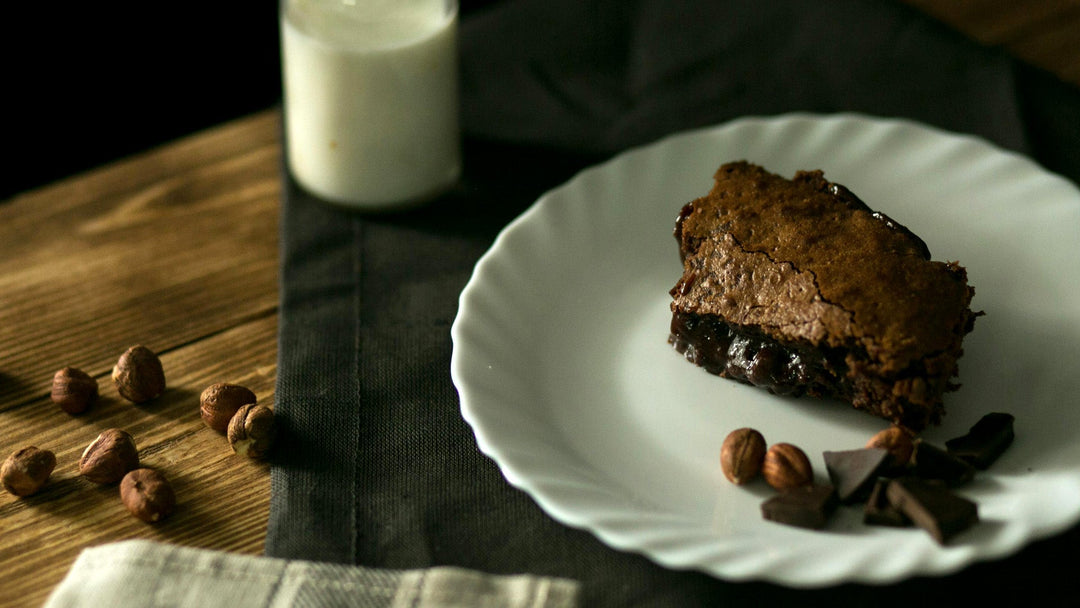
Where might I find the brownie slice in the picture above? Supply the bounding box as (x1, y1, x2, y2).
(668, 162, 978, 430)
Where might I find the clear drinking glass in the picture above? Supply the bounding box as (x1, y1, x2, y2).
(280, 0, 461, 210)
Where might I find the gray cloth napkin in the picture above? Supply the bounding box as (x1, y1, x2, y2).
(44, 540, 580, 608)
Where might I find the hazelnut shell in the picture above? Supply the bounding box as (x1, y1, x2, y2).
(2, 446, 57, 497)
(762, 443, 814, 491)
(80, 428, 139, 484)
(200, 383, 257, 433)
(227, 403, 276, 459)
(720, 427, 766, 485)
(865, 426, 915, 473)
(51, 367, 99, 414)
(112, 345, 166, 403)
(120, 468, 175, 523)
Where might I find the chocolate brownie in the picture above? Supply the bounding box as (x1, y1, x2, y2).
(668, 162, 978, 430)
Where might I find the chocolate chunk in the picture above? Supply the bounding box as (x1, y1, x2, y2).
(945, 412, 1015, 469)
(823, 448, 890, 504)
(911, 441, 975, 487)
(885, 477, 978, 544)
(863, 478, 911, 527)
(761, 484, 838, 530)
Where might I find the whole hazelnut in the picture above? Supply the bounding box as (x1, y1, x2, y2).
(120, 468, 175, 523)
(720, 427, 766, 485)
(51, 367, 99, 414)
(1, 446, 57, 497)
(865, 426, 915, 473)
(227, 403, 276, 459)
(762, 443, 814, 491)
(80, 428, 139, 484)
(200, 383, 257, 434)
(112, 345, 166, 403)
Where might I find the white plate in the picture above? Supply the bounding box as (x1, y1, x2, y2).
(450, 114, 1080, 586)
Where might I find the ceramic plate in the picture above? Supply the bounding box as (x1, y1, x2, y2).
(449, 114, 1080, 586)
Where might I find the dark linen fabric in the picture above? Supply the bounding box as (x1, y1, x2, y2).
(267, 0, 1080, 605)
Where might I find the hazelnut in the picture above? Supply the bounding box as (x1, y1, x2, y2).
(227, 403, 276, 459)
(112, 345, 166, 403)
(865, 426, 915, 472)
(51, 367, 98, 414)
(79, 429, 139, 484)
(762, 443, 814, 491)
(1, 446, 57, 497)
(200, 383, 257, 434)
(120, 468, 175, 523)
(720, 427, 766, 485)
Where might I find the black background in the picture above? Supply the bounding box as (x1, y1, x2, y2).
(3, 1, 507, 200)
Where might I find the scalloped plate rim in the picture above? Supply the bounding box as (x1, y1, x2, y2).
(450, 112, 1080, 587)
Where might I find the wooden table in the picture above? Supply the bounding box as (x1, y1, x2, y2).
(903, 0, 1080, 87)
(0, 111, 280, 607)
(2, 2, 1079, 605)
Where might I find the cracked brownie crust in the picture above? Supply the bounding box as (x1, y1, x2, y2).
(669, 161, 978, 431)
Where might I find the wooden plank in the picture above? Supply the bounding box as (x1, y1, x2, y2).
(904, 0, 1079, 44)
(902, 0, 1080, 87)
(0, 110, 281, 410)
(1006, 8, 1080, 83)
(0, 110, 281, 606)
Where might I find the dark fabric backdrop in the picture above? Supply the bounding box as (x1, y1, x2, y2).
(267, 1, 1080, 606)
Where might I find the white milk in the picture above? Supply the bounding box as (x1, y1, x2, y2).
(281, 1, 460, 209)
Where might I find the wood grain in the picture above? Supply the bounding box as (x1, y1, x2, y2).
(0, 110, 280, 607)
(902, 0, 1080, 86)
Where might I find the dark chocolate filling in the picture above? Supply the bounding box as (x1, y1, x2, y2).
(667, 310, 852, 398)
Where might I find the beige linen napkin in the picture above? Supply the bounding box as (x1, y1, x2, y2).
(44, 540, 580, 608)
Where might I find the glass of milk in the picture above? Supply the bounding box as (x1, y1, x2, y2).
(280, 0, 460, 210)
